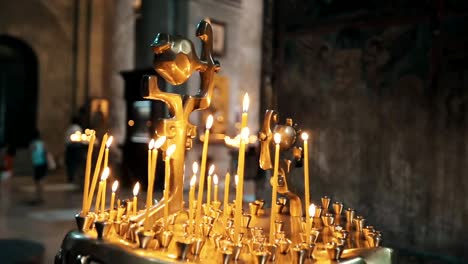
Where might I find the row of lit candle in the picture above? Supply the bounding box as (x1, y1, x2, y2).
(79, 91, 316, 243)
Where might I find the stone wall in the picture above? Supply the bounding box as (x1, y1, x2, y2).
(0, 0, 74, 155)
(273, 15, 468, 261)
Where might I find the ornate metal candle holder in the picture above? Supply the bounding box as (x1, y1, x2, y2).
(56, 19, 394, 264)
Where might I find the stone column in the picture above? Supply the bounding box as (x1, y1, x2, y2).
(109, 0, 136, 152)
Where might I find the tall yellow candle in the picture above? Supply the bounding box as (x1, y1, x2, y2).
(223, 172, 231, 220)
(147, 139, 155, 209)
(103, 136, 113, 169)
(196, 115, 213, 228)
(213, 174, 219, 202)
(94, 181, 103, 214)
(189, 173, 197, 234)
(269, 133, 281, 243)
(150, 136, 166, 207)
(133, 182, 140, 215)
(82, 130, 95, 213)
(86, 133, 109, 212)
(235, 127, 249, 241)
(94, 167, 109, 214)
(164, 144, 177, 225)
(301, 132, 311, 234)
(110, 180, 118, 210)
(100, 167, 110, 213)
(241, 93, 249, 128)
(207, 174, 212, 208)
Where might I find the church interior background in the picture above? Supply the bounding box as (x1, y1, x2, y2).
(1, 0, 468, 263)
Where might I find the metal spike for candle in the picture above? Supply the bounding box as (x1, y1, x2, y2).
(290, 244, 308, 264)
(276, 233, 292, 254)
(266, 243, 277, 262)
(275, 220, 285, 233)
(75, 213, 94, 232)
(249, 202, 260, 216)
(354, 216, 366, 233)
(95, 221, 111, 239)
(175, 238, 194, 260)
(137, 230, 154, 249)
(326, 242, 344, 260)
(314, 205, 323, 218)
(221, 249, 233, 264)
(232, 243, 243, 261)
(321, 196, 331, 211)
(116, 207, 126, 221)
(191, 237, 206, 256)
(242, 214, 252, 228)
(160, 230, 173, 248)
(363, 226, 375, 238)
(366, 232, 377, 248)
(321, 213, 335, 227)
(253, 250, 270, 264)
(333, 202, 343, 216)
(300, 242, 315, 259)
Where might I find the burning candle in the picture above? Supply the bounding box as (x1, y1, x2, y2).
(301, 132, 311, 233)
(147, 139, 155, 207)
(101, 167, 110, 213)
(241, 93, 249, 128)
(308, 203, 316, 231)
(82, 130, 95, 214)
(189, 173, 197, 233)
(223, 172, 231, 220)
(269, 133, 281, 243)
(86, 133, 109, 212)
(149, 136, 166, 207)
(94, 168, 109, 214)
(235, 127, 250, 241)
(133, 182, 140, 215)
(104, 136, 113, 169)
(207, 173, 212, 208)
(213, 174, 219, 202)
(164, 144, 177, 225)
(196, 115, 213, 227)
(110, 180, 118, 210)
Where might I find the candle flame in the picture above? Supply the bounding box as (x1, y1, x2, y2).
(242, 93, 250, 113)
(192, 162, 199, 174)
(166, 144, 176, 157)
(241, 127, 250, 141)
(235, 174, 239, 186)
(208, 164, 215, 175)
(309, 203, 316, 218)
(190, 175, 196, 187)
(80, 134, 88, 141)
(70, 133, 79, 142)
(206, 114, 214, 130)
(133, 182, 140, 196)
(154, 136, 166, 148)
(274, 133, 282, 144)
(301, 132, 309, 141)
(112, 180, 119, 192)
(148, 139, 155, 149)
(213, 174, 218, 185)
(101, 167, 110, 180)
(106, 136, 114, 148)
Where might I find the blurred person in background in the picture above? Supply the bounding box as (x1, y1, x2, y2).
(30, 130, 48, 204)
(0, 144, 16, 194)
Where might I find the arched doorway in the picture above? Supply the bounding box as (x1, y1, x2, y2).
(0, 35, 38, 148)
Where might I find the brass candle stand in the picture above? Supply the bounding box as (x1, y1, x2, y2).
(56, 20, 394, 264)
